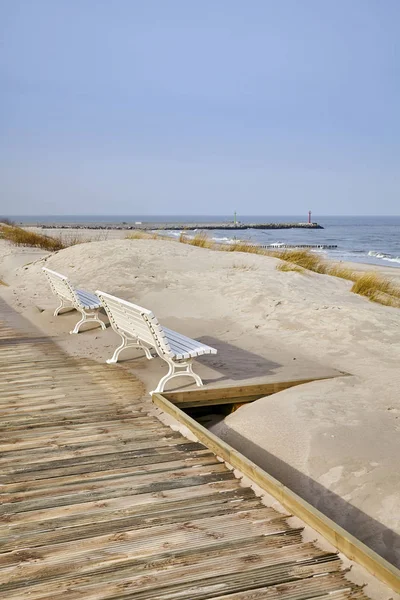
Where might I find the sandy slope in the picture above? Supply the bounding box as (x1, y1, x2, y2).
(0, 237, 399, 568)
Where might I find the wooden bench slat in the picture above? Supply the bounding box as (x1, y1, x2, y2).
(164, 328, 217, 358)
(75, 290, 102, 309)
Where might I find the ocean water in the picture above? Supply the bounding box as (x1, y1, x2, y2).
(9, 215, 400, 268)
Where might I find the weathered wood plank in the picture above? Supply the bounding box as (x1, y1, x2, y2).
(0, 480, 246, 526)
(1, 462, 230, 505)
(1, 454, 220, 494)
(2, 497, 268, 551)
(1, 470, 237, 515)
(163, 376, 334, 407)
(0, 448, 215, 484)
(2, 543, 338, 600)
(11, 557, 344, 600)
(0, 533, 303, 598)
(0, 441, 207, 477)
(1, 486, 257, 537)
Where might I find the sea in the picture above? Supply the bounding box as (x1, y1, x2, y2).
(9, 215, 400, 269)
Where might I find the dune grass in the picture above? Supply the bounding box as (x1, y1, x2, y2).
(126, 230, 170, 241)
(326, 264, 356, 281)
(60, 231, 109, 245)
(187, 232, 212, 248)
(270, 249, 326, 273)
(127, 231, 152, 240)
(0, 224, 65, 251)
(221, 240, 263, 254)
(351, 273, 400, 307)
(124, 230, 400, 309)
(232, 263, 257, 271)
(272, 250, 355, 280)
(272, 249, 400, 307)
(276, 262, 305, 274)
(0, 224, 111, 251)
(175, 231, 214, 247)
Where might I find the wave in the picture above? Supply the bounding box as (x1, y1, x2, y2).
(368, 250, 400, 264)
(155, 230, 183, 238)
(211, 236, 236, 243)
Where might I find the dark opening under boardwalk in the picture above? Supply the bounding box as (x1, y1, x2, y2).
(0, 299, 369, 600)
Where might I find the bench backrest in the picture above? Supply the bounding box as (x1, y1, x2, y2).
(96, 291, 173, 357)
(42, 267, 79, 305)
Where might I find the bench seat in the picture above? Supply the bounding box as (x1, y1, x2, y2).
(75, 289, 102, 310)
(163, 327, 216, 360)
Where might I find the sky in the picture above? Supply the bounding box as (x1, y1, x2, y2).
(1, 0, 399, 216)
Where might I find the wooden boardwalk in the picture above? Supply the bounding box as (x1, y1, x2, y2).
(0, 300, 369, 600)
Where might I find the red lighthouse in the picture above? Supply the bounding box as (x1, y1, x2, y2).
(308, 210, 312, 224)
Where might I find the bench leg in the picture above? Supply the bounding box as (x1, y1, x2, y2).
(152, 358, 203, 394)
(54, 297, 73, 316)
(107, 332, 153, 364)
(70, 310, 106, 335)
(187, 362, 203, 387)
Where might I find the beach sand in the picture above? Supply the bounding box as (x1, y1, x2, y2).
(0, 235, 399, 570)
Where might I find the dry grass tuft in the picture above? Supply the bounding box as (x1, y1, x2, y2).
(326, 265, 356, 281)
(351, 273, 400, 306)
(126, 230, 152, 240)
(269, 249, 326, 273)
(1, 227, 109, 249)
(126, 230, 171, 242)
(232, 263, 257, 271)
(273, 251, 354, 280)
(222, 241, 262, 254)
(276, 262, 305, 274)
(187, 232, 213, 248)
(63, 234, 85, 246)
(0, 225, 65, 251)
(0, 279, 7, 286)
(57, 233, 91, 247)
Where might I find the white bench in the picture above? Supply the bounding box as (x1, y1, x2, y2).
(42, 267, 106, 335)
(96, 291, 217, 393)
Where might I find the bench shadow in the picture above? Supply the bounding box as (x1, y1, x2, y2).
(196, 336, 282, 381)
(218, 427, 400, 568)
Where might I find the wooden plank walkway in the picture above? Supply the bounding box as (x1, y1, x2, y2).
(0, 299, 369, 600)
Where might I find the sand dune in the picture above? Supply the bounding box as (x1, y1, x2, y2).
(0, 237, 399, 567)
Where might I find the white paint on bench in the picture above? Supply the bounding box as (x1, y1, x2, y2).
(42, 267, 106, 334)
(96, 291, 217, 393)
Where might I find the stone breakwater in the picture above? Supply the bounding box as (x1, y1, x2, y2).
(32, 222, 324, 231)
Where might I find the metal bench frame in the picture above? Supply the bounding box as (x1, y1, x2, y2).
(96, 290, 217, 393)
(42, 267, 106, 335)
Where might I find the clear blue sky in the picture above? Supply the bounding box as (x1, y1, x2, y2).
(1, 0, 399, 216)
